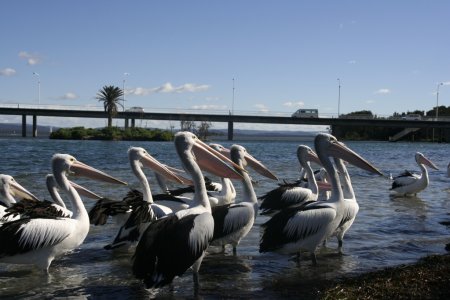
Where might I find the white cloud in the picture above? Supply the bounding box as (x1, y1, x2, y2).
(129, 82, 210, 96)
(375, 88, 391, 94)
(366, 100, 375, 104)
(191, 104, 227, 110)
(60, 92, 78, 100)
(254, 104, 269, 113)
(348, 60, 356, 64)
(0, 68, 16, 76)
(18, 51, 42, 65)
(283, 101, 304, 108)
(442, 81, 450, 86)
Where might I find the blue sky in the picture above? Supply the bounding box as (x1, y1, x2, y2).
(1, 1, 449, 130)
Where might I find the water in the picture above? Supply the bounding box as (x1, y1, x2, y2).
(0, 137, 448, 299)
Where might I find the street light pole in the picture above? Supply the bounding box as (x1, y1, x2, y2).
(123, 72, 129, 111)
(436, 82, 443, 120)
(337, 78, 341, 117)
(33, 72, 40, 105)
(231, 78, 235, 115)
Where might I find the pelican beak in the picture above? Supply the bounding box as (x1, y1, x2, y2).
(192, 139, 244, 180)
(317, 181, 332, 191)
(419, 155, 439, 170)
(162, 164, 193, 185)
(243, 152, 278, 181)
(69, 180, 102, 200)
(328, 140, 383, 176)
(307, 150, 323, 166)
(10, 181, 40, 201)
(140, 153, 186, 185)
(70, 161, 128, 185)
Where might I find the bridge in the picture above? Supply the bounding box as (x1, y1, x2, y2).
(0, 106, 449, 140)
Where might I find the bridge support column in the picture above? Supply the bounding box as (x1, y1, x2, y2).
(131, 119, 135, 128)
(32, 115, 37, 137)
(125, 118, 129, 129)
(330, 125, 342, 139)
(227, 121, 234, 141)
(22, 115, 27, 137)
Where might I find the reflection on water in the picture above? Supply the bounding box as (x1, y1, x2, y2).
(0, 138, 449, 298)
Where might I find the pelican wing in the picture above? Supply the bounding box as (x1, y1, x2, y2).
(88, 197, 131, 225)
(212, 203, 254, 240)
(5, 199, 71, 219)
(133, 212, 214, 288)
(391, 175, 419, 190)
(259, 184, 313, 215)
(0, 218, 71, 257)
(260, 204, 335, 252)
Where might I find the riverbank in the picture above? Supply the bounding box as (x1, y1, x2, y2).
(269, 254, 450, 299)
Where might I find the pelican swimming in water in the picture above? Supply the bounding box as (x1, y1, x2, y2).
(132, 132, 244, 289)
(259, 133, 382, 265)
(390, 152, 439, 197)
(0, 154, 127, 273)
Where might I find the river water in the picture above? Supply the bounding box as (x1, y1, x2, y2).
(0, 137, 448, 299)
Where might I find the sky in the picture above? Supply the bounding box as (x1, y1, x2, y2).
(1, 0, 449, 131)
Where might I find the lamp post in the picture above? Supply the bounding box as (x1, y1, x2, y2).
(337, 78, 341, 117)
(436, 82, 443, 120)
(33, 72, 40, 105)
(231, 78, 235, 115)
(122, 72, 129, 111)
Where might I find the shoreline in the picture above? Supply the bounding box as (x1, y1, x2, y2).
(266, 253, 450, 299)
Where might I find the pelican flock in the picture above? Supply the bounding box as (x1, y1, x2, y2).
(1, 130, 444, 296)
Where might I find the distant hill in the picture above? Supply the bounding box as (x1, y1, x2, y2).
(0, 123, 56, 137)
(0, 123, 323, 140)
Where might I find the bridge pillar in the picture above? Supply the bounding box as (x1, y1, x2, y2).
(125, 118, 129, 129)
(22, 115, 26, 137)
(32, 115, 37, 137)
(227, 121, 234, 141)
(131, 118, 135, 128)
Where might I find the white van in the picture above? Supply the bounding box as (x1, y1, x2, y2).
(402, 114, 421, 120)
(292, 109, 318, 118)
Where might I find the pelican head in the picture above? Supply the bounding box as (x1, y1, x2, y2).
(230, 144, 278, 180)
(175, 131, 243, 179)
(0, 174, 39, 203)
(314, 133, 383, 176)
(297, 145, 322, 167)
(415, 152, 439, 170)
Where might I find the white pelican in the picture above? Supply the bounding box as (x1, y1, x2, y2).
(324, 158, 358, 253)
(0, 154, 127, 273)
(132, 131, 244, 289)
(390, 152, 439, 197)
(90, 147, 185, 250)
(258, 145, 323, 215)
(210, 144, 277, 254)
(0, 174, 39, 223)
(259, 133, 382, 265)
(5, 174, 102, 220)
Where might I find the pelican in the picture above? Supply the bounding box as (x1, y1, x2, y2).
(90, 147, 185, 250)
(258, 145, 323, 215)
(447, 162, 450, 177)
(5, 174, 102, 220)
(132, 131, 244, 289)
(210, 144, 277, 254)
(259, 133, 382, 265)
(390, 152, 439, 197)
(324, 158, 358, 253)
(0, 174, 39, 223)
(0, 154, 127, 272)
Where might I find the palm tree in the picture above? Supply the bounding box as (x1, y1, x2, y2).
(96, 85, 124, 128)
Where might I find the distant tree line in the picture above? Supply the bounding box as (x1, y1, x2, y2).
(50, 127, 174, 141)
(335, 107, 450, 142)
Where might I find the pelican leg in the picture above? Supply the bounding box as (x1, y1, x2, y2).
(310, 253, 317, 266)
(338, 240, 343, 254)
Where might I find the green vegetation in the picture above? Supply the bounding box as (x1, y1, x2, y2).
(96, 85, 124, 128)
(335, 107, 450, 142)
(50, 127, 174, 141)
